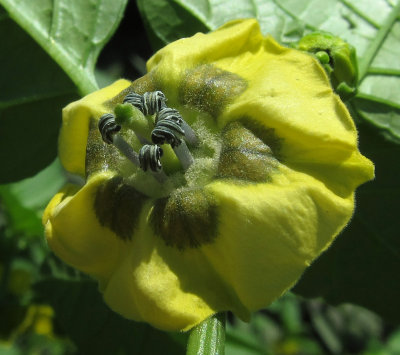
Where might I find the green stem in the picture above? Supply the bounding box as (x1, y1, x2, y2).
(186, 313, 226, 355)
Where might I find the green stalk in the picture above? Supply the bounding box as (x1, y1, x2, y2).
(186, 313, 226, 355)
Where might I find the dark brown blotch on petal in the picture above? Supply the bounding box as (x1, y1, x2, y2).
(94, 176, 148, 241)
(239, 118, 283, 160)
(86, 118, 120, 178)
(150, 188, 218, 250)
(179, 64, 247, 118)
(217, 120, 281, 182)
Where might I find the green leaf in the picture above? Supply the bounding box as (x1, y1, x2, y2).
(294, 122, 400, 324)
(34, 279, 187, 355)
(138, 0, 400, 140)
(225, 315, 278, 355)
(0, 0, 128, 183)
(137, 0, 305, 48)
(0, 159, 66, 237)
(0, 0, 128, 95)
(0, 13, 77, 183)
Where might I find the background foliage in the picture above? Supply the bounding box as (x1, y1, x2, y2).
(0, 0, 399, 354)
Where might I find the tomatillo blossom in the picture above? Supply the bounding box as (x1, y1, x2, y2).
(43, 19, 374, 331)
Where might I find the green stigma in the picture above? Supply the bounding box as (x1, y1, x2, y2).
(114, 103, 135, 125)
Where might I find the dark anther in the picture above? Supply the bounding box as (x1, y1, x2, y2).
(98, 113, 121, 144)
(123, 93, 143, 112)
(139, 144, 163, 172)
(123, 91, 167, 116)
(143, 91, 167, 115)
(151, 108, 185, 147)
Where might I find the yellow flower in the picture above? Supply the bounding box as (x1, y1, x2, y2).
(43, 19, 374, 331)
(16, 305, 55, 337)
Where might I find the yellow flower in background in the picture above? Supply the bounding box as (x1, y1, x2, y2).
(43, 19, 374, 331)
(16, 305, 54, 337)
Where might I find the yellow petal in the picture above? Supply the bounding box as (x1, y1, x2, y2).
(59, 79, 132, 177)
(101, 206, 231, 331)
(45, 177, 244, 331)
(44, 172, 126, 281)
(204, 165, 354, 309)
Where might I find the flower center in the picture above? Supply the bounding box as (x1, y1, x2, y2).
(88, 90, 222, 200)
(88, 67, 282, 249)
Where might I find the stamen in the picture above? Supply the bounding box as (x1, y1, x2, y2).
(135, 133, 151, 145)
(99, 114, 140, 167)
(103, 90, 198, 175)
(123, 91, 167, 116)
(139, 144, 168, 183)
(139, 144, 163, 172)
(124, 91, 198, 146)
(143, 91, 167, 115)
(152, 108, 195, 171)
(98, 113, 121, 144)
(172, 141, 194, 171)
(99, 114, 166, 182)
(123, 93, 143, 112)
(152, 108, 185, 147)
(112, 134, 141, 167)
(180, 120, 199, 146)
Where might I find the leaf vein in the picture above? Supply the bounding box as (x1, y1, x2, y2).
(358, 1, 400, 82)
(338, 0, 380, 29)
(271, 0, 319, 31)
(368, 67, 400, 76)
(356, 92, 400, 110)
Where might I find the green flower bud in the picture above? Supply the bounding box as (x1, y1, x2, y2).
(295, 31, 358, 100)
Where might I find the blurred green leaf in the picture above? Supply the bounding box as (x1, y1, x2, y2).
(307, 300, 343, 354)
(5, 159, 66, 212)
(0, 185, 43, 237)
(294, 123, 400, 324)
(34, 279, 187, 355)
(0, 0, 128, 183)
(0, 12, 77, 184)
(226, 318, 271, 355)
(138, 0, 400, 141)
(387, 328, 400, 353)
(272, 294, 303, 335)
(0, 159, 65, 236)
(0, 344, 21, 355)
